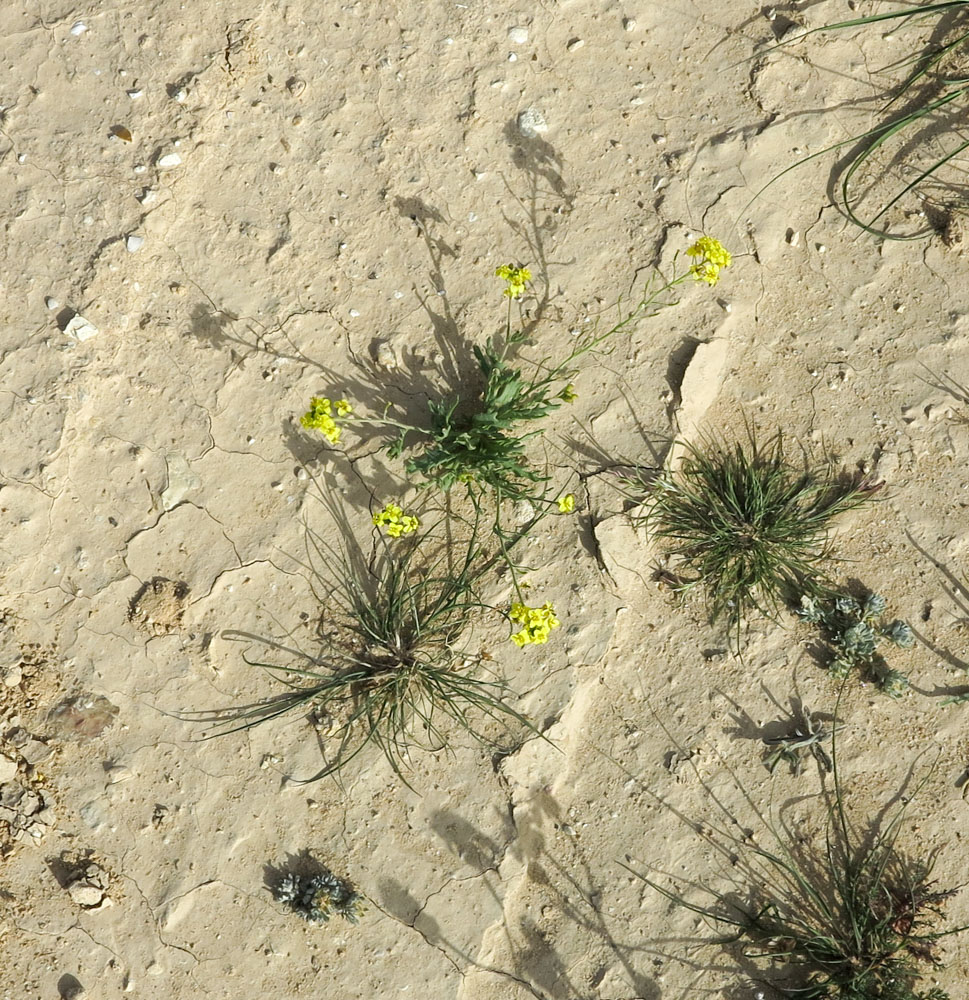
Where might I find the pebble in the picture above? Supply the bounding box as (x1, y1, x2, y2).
(157, 152, 182, 168)
(172, 88, 187, 102)
(59, 979, 86, 1000)
(513, 499, 535, 525)
(45, 296, 59, 310)
(2, 664, 22, 687)
(517, 108, 548, 138)
(508, 26, 528, 44)
(136, 187, 156, 204)
(623, 17, 637, 30)
(373, 340, 397, 368)
(567, 37, 584, 51)
(126, 89, 143, 99)
(786, 228, 800, 246)
(70, 21, 88, 36)
(0, 754, 17, 784)
(68, 882, 105, 908)
(125, 234, 144, 253)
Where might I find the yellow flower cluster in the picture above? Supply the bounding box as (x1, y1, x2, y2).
(509, 601, 560, 647)
(494, 263, 532, 299)
(686, 236, 732, 286)
(557, 494, 575, 513)
(372, 502, 420, 538)
(558, 383, 578, 403)
(301, 397, 352, 444)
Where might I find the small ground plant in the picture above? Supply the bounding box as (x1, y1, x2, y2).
(763, 704, 833, 777)
(273, 863, 365, 925)
(627, 724, 967, 999)
(634, 434, 878, 641)
(299, 238, 732, 509)
(185, 508, 539, 781)
(799, 591, 915, 698)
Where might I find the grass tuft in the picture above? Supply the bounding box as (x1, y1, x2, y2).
(184, 513, 536, 782)
(634, 434, 879, 640)
(626, 710, 967, 999)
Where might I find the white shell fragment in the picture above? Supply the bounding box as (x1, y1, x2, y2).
(64, 314, 100, 342)
(157, 152, 182, 168)
(517, 108, 548, 138)
(126, 234, 144, 252)
(70, 21, 88, 36)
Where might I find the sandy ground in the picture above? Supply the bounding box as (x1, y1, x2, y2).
(2, 1, 969, 998)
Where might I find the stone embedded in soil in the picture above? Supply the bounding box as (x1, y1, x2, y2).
(157, 152, 182, 168)
(517, 108, 548, 137)
(47, 694, 119, 741)
(0, 754, 17, 784)
(67, 881, 105, 908)
(63, 314, 99, 342)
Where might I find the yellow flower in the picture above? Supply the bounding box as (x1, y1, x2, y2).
(301, 396, 351, 445)
(373, 502, 420, 538)
(509, 600, 560, 646)
(494, 263, 532, 299)
(558, 383, 577, 403)
(557, 494, 575, 514)
(686, 236, 732, 286)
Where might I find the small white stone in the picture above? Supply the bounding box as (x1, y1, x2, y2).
(512, 499, 535, 525)
(126, 234, 144, 253)
(508, 52, 517, 62)
(173, 88, 187, 102)
(45, 296, 59, 310)
(567, 37, 584, 51)
(126, 89, 143, 99)
(68, 882, 105, 908)
(623, 17, 637, 30)
(517, 108, 548, 138)
(786, 229, 800, 246)
(157, 152, 182, 168)
(70, 21, 88, 36)
(816, 243, 827, 254)
(508, 26, 528, 44)
(373, 340, 397, 368)
(2, 664, 22, 687)
(17, 153, 26, 164)
(64, 315, 99, 342)
(0, 754, 17, 784)
(136, 187, 156, 204)
(348, 308, 360, 317)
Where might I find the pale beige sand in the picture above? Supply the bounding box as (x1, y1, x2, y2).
(2, 2, 969, 998)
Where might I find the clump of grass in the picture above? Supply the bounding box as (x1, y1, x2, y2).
(799, 591, 915, 698)
(627, 721, 967, 999)
(634, 434, 879, 640)
(758, 3, 969, 239)
(185, 511, 538, 781)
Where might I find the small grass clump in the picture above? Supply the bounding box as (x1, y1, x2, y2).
(187, 511, 537, 781)
(628, 727, 967, 999)
(636, 434, 879, 640)
(799, 591, 915, 698)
